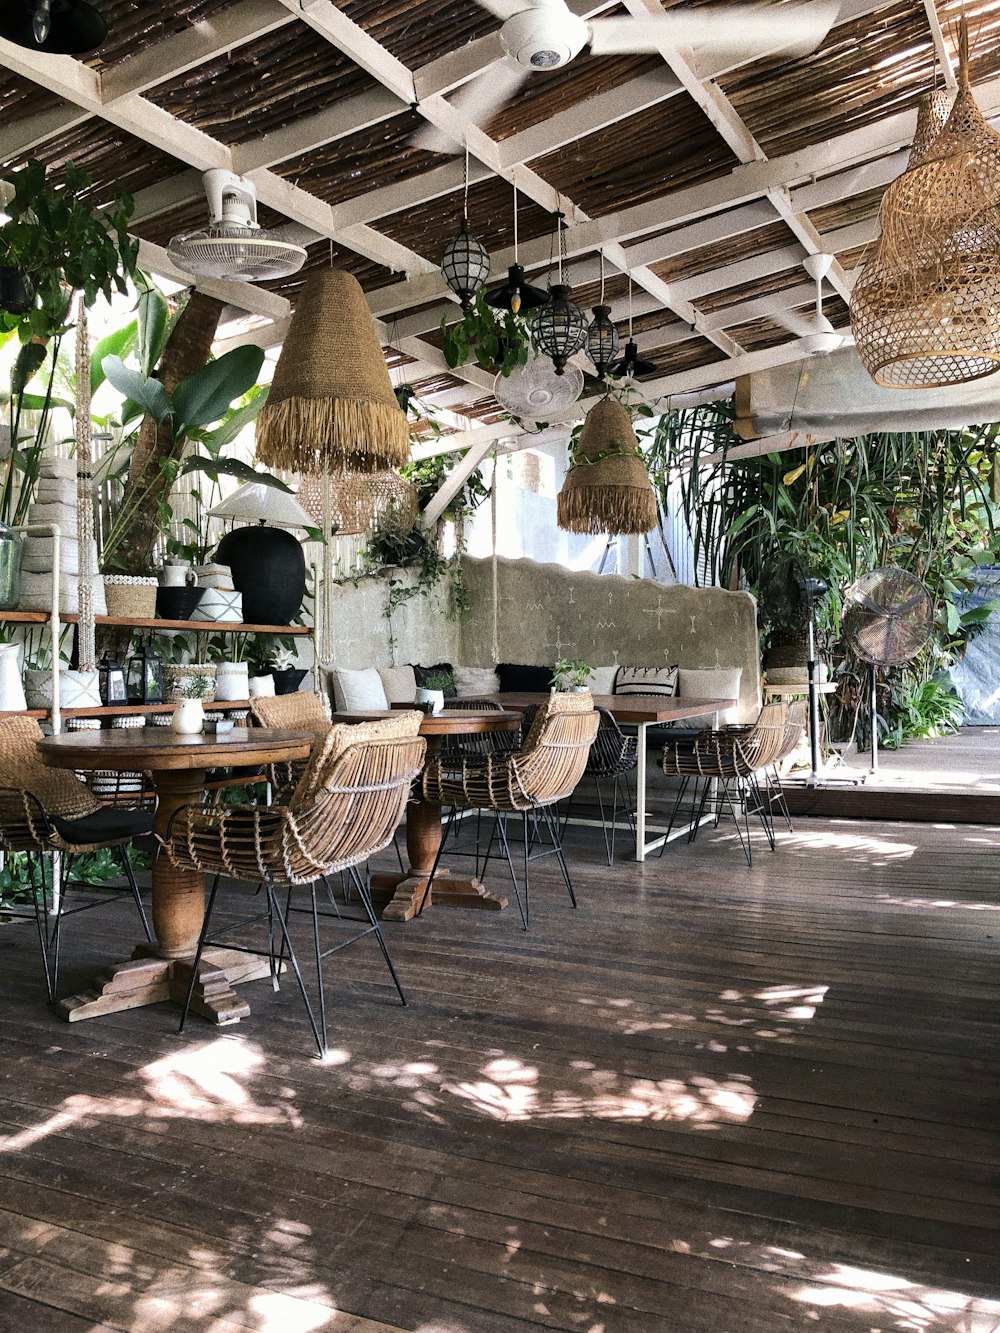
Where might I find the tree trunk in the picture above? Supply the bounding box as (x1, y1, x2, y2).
(104, 291, 224, 575)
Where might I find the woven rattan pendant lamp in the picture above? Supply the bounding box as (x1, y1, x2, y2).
(851, 22, 1000, 388)
(297, 470, 418, 536)
(557, 396, 657, 535)
(255, 268, 409, 474)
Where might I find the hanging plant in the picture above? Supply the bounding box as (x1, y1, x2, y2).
(441, 290, 535, 377)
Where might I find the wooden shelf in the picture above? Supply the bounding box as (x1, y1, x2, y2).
(0, 611, 311, 634)
(0, 700, 255, 720)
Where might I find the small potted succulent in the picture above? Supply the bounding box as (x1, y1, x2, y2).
(551, 658, 592, 692)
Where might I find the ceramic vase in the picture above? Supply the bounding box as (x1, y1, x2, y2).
(248, 673, 275, 698)
(215, 661, 249, 701)
(414, 686, 444, 714)
(170, 698, 204, 734)
(0, 643, 26, 711)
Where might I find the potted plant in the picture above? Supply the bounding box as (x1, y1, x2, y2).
(552, 658, 592, 692)
(415, 668, 455, 714)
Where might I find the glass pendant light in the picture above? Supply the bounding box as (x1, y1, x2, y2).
(587, 252, 620, 379)
(533, 212, 588, 375)
(441, 147, 490, 312)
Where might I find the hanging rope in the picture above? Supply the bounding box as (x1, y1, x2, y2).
(490, 445, 500, 664)
(75, 295, 96, 672)
(320, 470, 334, 663)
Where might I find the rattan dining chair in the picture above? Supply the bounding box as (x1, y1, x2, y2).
(0, 716, 152, 1001)
(250, 689, 331, 797)
(419, 692, 599, 928)
(165, 712, 426, 1058)
(659, 701, 788, 866)
(561, 706, 638, 864)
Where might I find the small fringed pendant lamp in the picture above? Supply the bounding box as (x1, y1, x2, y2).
(255, 268, 409, 474)
(557, 397, 657, 536)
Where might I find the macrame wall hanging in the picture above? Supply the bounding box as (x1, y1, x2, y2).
(75, 295, 97, 673)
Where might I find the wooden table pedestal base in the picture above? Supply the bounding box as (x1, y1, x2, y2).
(55, 944, 276, 1024)
(370, 869, 508, 922)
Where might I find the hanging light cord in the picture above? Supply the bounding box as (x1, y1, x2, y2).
(628, 275, 634, 338)
(513, 178, 519, 262)
(462, 145, 470, 221)
(599, 250, 606, 306)
(491, 447, 500, 664)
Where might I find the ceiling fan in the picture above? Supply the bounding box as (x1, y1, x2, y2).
(767, 253, 848, 356)
(415, 0, 839, 152)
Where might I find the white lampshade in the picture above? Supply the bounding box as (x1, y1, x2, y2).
(207, 481, 314, 529)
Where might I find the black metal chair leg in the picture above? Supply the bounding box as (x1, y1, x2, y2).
(542, 805, 577, 908)
(720, 780, 753, 866)
(659, 775, 691, 855)
(117, 846, 152, 940)
(27, 853, 54, 1003)
(49, 852, 73, 998)
(179, 872, 221, 1033)
(267, 879, 326, 1058)
(416, 817, 451, 917)
(309, 881, 328, 1057)
(351, 865, 407, 1006)
(494, 813, 527, 930)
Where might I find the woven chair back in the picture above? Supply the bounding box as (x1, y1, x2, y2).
(0, 716, 99, 851)
(585, 706, 638, 777)
(250, 690, 331, 740)
(662, 702, 788, 779)
(774, 701, 807, 765)
(170, 713, 426, 885)
(505, 691, 599, 808)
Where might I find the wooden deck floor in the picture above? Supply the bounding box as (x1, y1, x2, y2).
(1, 814, 999, 1331)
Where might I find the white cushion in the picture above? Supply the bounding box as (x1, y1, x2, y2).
(332, 667, 389, 712)
(587, 666, 617, 695)
(454, 665, 500, 698)
(677, 667, 742, 724)
(614, 665, 679, 697)
(378, 664, 417, 703)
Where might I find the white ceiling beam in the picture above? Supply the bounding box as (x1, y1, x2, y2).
(99, 0, 293, 101)
(921, 0, 958, 90)
(233, 87, 405, 174)
(0, 103, 90, 157)
(422, 435, 503, 526)
(498, 68, 682, 167)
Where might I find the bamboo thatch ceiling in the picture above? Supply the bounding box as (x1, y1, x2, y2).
(1, 0, 999, 448)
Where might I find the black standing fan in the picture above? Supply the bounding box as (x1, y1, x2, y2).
(0, 0, 106, 53)
(842, 566, 933, 773)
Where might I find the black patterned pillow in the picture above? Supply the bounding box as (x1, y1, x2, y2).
(613, 665, 679, 697)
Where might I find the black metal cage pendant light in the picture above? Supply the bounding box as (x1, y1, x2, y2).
(533, 212, 588, 375)
(587, 252, 620, 379)
(440, 148, 490, 311)
(611, 275, 656, 378)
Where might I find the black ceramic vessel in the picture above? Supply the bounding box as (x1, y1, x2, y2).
(215, 524, 305, 625)
(155, 585, 205, 620)
(271, 668, 308, 696)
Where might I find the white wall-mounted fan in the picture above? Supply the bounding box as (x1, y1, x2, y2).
(167, 170, 308, 283)
(766, 253, 848, 356)
(415, 0, 839, 152)
(493, 352, 584, 425)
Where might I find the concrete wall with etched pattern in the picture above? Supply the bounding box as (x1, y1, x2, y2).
(460, 557, 761, 721)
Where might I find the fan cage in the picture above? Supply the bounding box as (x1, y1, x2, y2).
(493, 359, 583, 421)
(167, 227, 307, 282)
(843, 569, 934, 665)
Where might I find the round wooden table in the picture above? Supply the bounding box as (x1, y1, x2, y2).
(329, 708, 522, 921)
(37, 726, 313, 1024)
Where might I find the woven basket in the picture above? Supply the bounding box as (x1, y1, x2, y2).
(557, 399, 657, 535)
(104, 576, 158, 619)
(164, 663, 217, 703)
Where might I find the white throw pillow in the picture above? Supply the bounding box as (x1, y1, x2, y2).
(614, 665, 679, 696)
(587, 666, 617, 696)
(378, 664, 417, 703)
(454, 665, 500, 698)
(677, 667, 742, 724)
(331, 667, 389, 712)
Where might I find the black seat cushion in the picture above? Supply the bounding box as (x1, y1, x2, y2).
(50, 807, 154, 846)
(497, 662, 552, 692)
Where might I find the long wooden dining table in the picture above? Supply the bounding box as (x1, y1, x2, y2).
(474, 693, 738, 860)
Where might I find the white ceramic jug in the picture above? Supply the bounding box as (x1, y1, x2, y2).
(0, 643, 26, 711)
(170, 698, 204, 735)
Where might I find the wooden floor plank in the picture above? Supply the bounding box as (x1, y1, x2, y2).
(1, 814, 1000, 1329)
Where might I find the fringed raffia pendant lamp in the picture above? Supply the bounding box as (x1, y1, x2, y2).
(557, 397, 657, 535)
(297, 470, 418, 536)
(255, 268, 409, 474)
(851, 22, 1000, 389)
